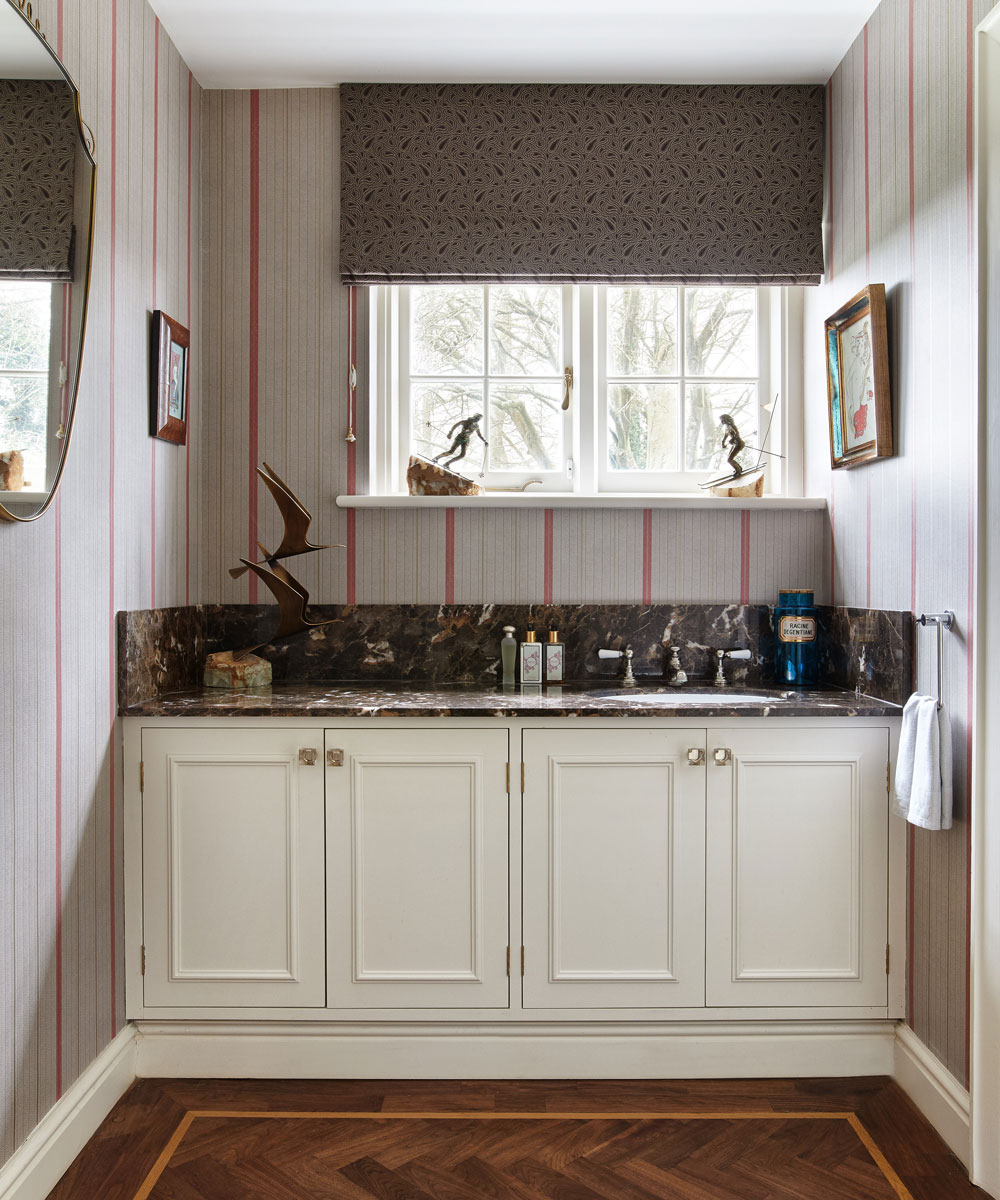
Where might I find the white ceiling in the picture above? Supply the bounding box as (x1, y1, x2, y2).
(147, 0, 881, 90)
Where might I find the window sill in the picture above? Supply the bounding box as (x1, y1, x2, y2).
(336, 493, 827, 511)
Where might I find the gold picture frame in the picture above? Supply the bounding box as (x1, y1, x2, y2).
(825, 284, 892, 469)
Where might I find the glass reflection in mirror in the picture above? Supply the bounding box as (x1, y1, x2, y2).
(0, 0, 96, 521)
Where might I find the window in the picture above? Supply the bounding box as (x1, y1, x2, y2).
(369, 284, 789, 496)
(0, 279, 54, 493)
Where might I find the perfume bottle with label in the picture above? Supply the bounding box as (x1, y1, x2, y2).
(544, 629, 564, 682)
(519, 625, 542, 683)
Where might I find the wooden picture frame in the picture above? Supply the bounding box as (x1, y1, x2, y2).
(150, 310, 189, 444)
(824, 284, 892, 469)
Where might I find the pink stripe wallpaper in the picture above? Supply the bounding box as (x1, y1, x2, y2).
(0, 0, 201, 1169)
(804, 0, 993, 1083)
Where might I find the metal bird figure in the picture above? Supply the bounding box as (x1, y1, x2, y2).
(228, 463, 343, 660)
(229, 462, 343, 580)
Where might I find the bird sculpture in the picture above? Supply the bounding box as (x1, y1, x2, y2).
(231, 463, 343, 660)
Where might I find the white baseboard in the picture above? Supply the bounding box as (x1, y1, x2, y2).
(0, 1026, 137, 1200)
(135, 1019, 895, 1080)
(893, 1023, 970, 1167)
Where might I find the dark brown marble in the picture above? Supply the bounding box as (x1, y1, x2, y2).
(817, 605, 914, 707)
(117, 602, 914, 713)
(116, 607, 207, 710)
(123, 680, 902, 720)
(200, 603, 771, 687)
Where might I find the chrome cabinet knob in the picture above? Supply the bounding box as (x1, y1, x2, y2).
(298, 748, 318, 766)
(713, 747, 732, 766)
(687, 747, 705, 765)
(327, 749, 344, 767)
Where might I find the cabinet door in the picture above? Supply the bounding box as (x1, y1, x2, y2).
(141, 728, 326, 1008)
(522, 728, 706, 1009)
(705, 726, 889, 1008)
(326, 728, 509, 1009)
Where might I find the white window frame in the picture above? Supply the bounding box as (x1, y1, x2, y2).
(368, 284, 798, 498)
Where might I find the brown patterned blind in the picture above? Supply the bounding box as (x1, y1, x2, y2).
(340, 83, 826, 287)
(0, 78, 78, 282)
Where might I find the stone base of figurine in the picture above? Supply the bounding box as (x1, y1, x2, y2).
(710, 468, 764, 498)
(203, 650, 273, 689)
(407, 455, 485, 496)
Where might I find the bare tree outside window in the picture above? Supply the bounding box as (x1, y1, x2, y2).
(607, 286, 758, 474)
(410, 284, 564, 475)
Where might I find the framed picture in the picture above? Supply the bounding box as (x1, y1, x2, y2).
(824, 284, 892, 469)
(150, 310, 189, 444)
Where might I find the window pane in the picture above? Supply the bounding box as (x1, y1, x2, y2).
(684, 287, 757, 377)
(0, 280, 51, 371)
(489, 286, 561, 376)
(490, 384, 562, 472)
(607, 287, 678, 376)
(411, 382, 486, 474)
(0, 375, 47, 486)
(410, 286, 484, 376)
(685, 382, 759, 471)
(608, 383, 680, 471)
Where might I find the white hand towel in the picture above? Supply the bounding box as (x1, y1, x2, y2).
(893, 692, 953, 830)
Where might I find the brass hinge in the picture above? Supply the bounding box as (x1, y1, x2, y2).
(521, 762, 525, 792)
(139, 762, 144, 793)
(506, 763, 510, 794)
(506, 946, 511, 976)
(141, 945, 146, 976)
(887, 763, 891, 795)
(520, 946, 525, 976)
(885, 944, 890, 974)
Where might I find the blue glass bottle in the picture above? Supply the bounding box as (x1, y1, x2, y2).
(773, 588, 818, 687)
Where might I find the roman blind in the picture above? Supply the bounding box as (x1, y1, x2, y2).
(340, 83, 826, 287)
(0, 78, 77, 282)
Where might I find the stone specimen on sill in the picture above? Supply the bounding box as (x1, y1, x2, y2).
(406, 454, 484, 497)
(203, 649, 272, 689)
(0, 450, 25, 491)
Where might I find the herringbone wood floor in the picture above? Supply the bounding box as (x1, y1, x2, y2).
(45, 1078, 989, 1200)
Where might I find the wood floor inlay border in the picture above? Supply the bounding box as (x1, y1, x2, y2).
(132, 1108, 916, 1200)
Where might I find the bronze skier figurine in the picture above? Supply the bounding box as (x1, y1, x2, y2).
(434, 413, 488, 471)
(719, 413, 746, 479)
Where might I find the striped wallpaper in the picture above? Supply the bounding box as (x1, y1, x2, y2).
(198, 88, 831, 609)
(804, 0, 992, 1083)
(0, 0, 200, 1170)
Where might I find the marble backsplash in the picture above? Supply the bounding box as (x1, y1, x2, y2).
(117, 602, 913, 711)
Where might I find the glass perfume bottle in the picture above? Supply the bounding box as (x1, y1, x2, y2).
(500, 626, 517, 686)
(519, 625, 542, 683)
(544, 629, 564, 681)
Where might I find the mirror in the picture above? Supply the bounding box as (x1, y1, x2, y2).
(0, 0, 95, 522)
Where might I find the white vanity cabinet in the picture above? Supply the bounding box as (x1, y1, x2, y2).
(324, 727, 510, 1009)
(125, 715, 902, 1028)
(704, 726, 890, 1008)
(521, 727, 707, 1009)
(139, 727, 327, 1008)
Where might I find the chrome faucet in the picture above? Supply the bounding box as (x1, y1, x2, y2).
(598, 645, 636, 687)
(713, 648, 752, 687)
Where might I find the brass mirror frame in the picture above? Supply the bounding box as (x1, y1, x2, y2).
(0, 0, 97, 523)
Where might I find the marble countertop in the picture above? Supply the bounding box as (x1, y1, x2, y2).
(123, 680, 902, 719)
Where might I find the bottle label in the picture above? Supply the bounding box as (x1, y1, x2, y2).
(545, 644, 564, 681)
(520, 644, 542, 682)
(779, 615, 817, 644)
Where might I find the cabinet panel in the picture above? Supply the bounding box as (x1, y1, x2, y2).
(522, 728, 706, 1008)
(141, 728, 326, 1007)
(326, 729, 509, 1008)
(706, 726, 889, 1007)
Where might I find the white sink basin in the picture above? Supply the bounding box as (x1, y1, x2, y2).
(613, 691, 776, 704)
